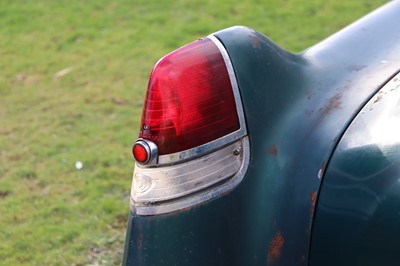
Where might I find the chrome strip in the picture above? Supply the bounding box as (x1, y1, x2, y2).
(157, 129, 246, 165)
(208, 35, 247, 135)
(131, 136, 250, 216)
(155, 35, 247, 166)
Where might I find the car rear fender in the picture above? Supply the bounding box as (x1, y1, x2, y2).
(123, 1, 400, 265)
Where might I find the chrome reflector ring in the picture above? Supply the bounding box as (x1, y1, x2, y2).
(132, 139, 158, 166)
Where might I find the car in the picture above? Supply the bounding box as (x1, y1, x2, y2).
(123, 1, 400, 265)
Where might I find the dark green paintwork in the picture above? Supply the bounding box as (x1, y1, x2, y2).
(123, 1, 400, 265)
(310, 73, 400, 265)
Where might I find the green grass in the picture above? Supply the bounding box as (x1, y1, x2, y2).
(0, 0, 387, 265)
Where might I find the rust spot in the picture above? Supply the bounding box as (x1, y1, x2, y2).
(268, 232, 285, 263)
(319, 94, 342, 115)
(311, 191, 317, 205)
(137, 233, 143, 248)
(249, 33, 262, 49)
(310, 191, 317, 220)
(267, 144, 278, 156)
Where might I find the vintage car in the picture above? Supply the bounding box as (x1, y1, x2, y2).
(123, 1, 400, 265)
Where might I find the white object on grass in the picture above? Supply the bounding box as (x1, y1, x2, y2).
(75, 161, 83, 170)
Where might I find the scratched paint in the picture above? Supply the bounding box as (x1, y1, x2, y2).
(317, 163, 326, 180)
(267, 232, 285, 263)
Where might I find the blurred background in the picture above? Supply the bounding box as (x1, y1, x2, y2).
(0, 0, 386, 265)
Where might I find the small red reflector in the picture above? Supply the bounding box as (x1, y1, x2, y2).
(133, 144, 148, 163)
(139, 37, 240, 155)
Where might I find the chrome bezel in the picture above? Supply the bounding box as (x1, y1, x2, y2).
(152, 35, 247, 166)
(133, 139, 158, 166)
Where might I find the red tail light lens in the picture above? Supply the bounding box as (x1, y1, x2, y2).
(132, 143, 148, 163)
(139, 38, 240, 155)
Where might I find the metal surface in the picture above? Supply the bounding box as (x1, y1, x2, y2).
(123, 1, 400, 265)
(310, 72, 400, 265)
(133, 139, 158, 166)
(131, 137, 250, 215)
(156, 36, 247, 166)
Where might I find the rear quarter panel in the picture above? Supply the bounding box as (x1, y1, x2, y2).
(123, 1, 400, 265)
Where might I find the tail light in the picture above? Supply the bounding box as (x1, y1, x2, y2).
(131, 35, 249, 215)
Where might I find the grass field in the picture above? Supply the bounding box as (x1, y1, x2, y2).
(0, 0, 387, 265)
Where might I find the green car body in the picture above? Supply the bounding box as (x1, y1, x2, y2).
(123, 1, 400, 265)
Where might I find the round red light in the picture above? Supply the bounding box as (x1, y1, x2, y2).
(133, 144, 148, 163)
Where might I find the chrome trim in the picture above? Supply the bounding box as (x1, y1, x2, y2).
(157, 130, 246, 165)
(133, 139, 158, 166)
(208, 35, 247, 134)
(131, 136, 250, 216)
(154, 35, 247, 166)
